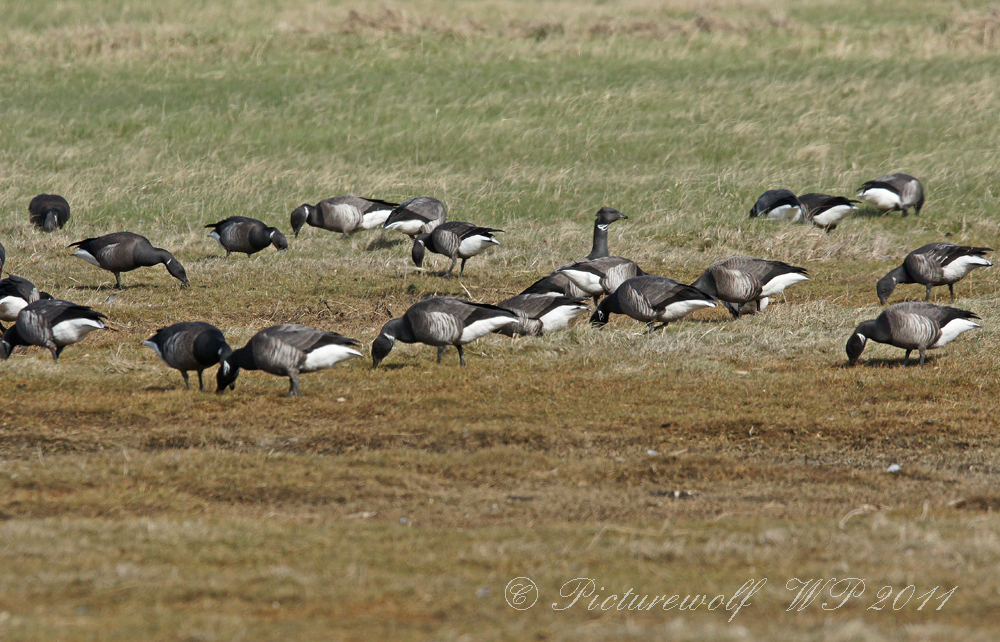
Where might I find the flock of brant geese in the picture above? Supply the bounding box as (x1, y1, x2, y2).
(0, 172, 991, 395)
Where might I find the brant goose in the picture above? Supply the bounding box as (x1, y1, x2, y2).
(411, 221, 503, 277)
(372, 297, 517, 367)
(495, 293, 589, 336)
(206, 216, 288, 257)
(70, 232, 189, 289)
(216, 324, 362, 397)
(290, 196, 399, 238)
(847, 302, 980, 367)
(0, 299, 106, 361)
(690, 256, 809, 318)
(857, 173, 924, 216)
(0, 275, 52, 331)
(590, 275, 716, 333)
(382, 197, 447, 237)
(0, 241, 4, 275)
(28, 194, 71, 232)
(749, 189, 803, 222)
(877, 243, 992, 304)
(797, 193, 859, 232)
(518, 206, 629, 298)
(143, 321, 232, 391)
(557, 256, 645, 305)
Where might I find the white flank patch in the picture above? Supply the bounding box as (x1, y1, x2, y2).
(812, 204, 855, 226)
(0, 296, 28, 322)
(931, 319, 980, 348)
(767, 204, 801, 222)
(539, 304, 588, 332)
(73, 249, 101, 267)
(302, 345, 363, 372)
(659, 299, 715, 321)
(761, 273, 809, 297)
(361, 209, 392, 229)
(941, 255, 992, 281)
(52, 318, 105, 344)
(459, 316, 516, 343)
(385, 219, 425, 236)
(141, 339, 167, 364)
(558, 268, 604, 295)
(858, 187, 900, 211)
(458, 235, 500, 256)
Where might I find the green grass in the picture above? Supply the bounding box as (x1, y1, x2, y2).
(1, 1, 1000, 640)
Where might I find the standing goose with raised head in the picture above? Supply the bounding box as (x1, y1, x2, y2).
(590, 275, 716, 333)
(495, 293, 589, 337)
(749, 189, 803, 222)
(519, 206, 630, 298)
(877, 243, 992, 304)
(143, 322, 232, 391)
(846, 302, 980, 367)
(411, 221, 503, 277)
(0, 299, 106, 361)
(206, 216, 288, 257)
(290, 196, 399, 238)
(690, 256, 809, 318)
(857, 173, 924, 216)
(557, 256, 645, 306)
(797, 193, 859, 232)
(216, 324, 362, 397)
(372, 297, 517, 367)
(70, 232, 189, 289)
(29, 194, 71, 232)
(382, 197, 447, 237)
(0, 275, 52, 331)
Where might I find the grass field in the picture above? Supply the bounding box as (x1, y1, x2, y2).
(2, 1, 1000, 639)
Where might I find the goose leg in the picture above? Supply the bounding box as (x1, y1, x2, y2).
(457, 345, 466, 366)
(649, 322, 670, 333)
(445, 257, 457, 277)
(459, 258, 467, 277)
(437, 346, 446, 363)
(948, 283, 955, 301)
(918, 348, 927, 367)
(197, 370, 205, 392)
(50, 344, 63, 361)
(287, 373, 300, 397)
(903, 350, 911, 366)
(114, 272, 123, 290)
(925, 284, 932, 301)
(181, 371, 191, 390)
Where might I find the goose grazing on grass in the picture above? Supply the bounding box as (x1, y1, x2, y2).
(382, 196, 447, 237)
(206, 216, 288, 257)
(28, 194, 71, 232)
(372, 297, 517, 367)
(690, 256, 809, 318)
(411, 221, 503, 277)
(0, 299, 106, 361)
(0, 275, 52, 331)
(846, 302, 980, 367)
(495, 293, 589, 337)
(877, 243, 992, 304)
(857, 173, 924, 216)
(591, 275, 716, 333)
(290, 196, 399, 238)
(798, 193, 859, 232)
(70, 232, 189, 289)
(557, 256, 645, 305)
(749, 189, 803, 222)
(143, 321, 232, 391)
(216, 324, 362, 397)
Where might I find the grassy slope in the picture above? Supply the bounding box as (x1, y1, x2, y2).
(1, 1, 1000, 640)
